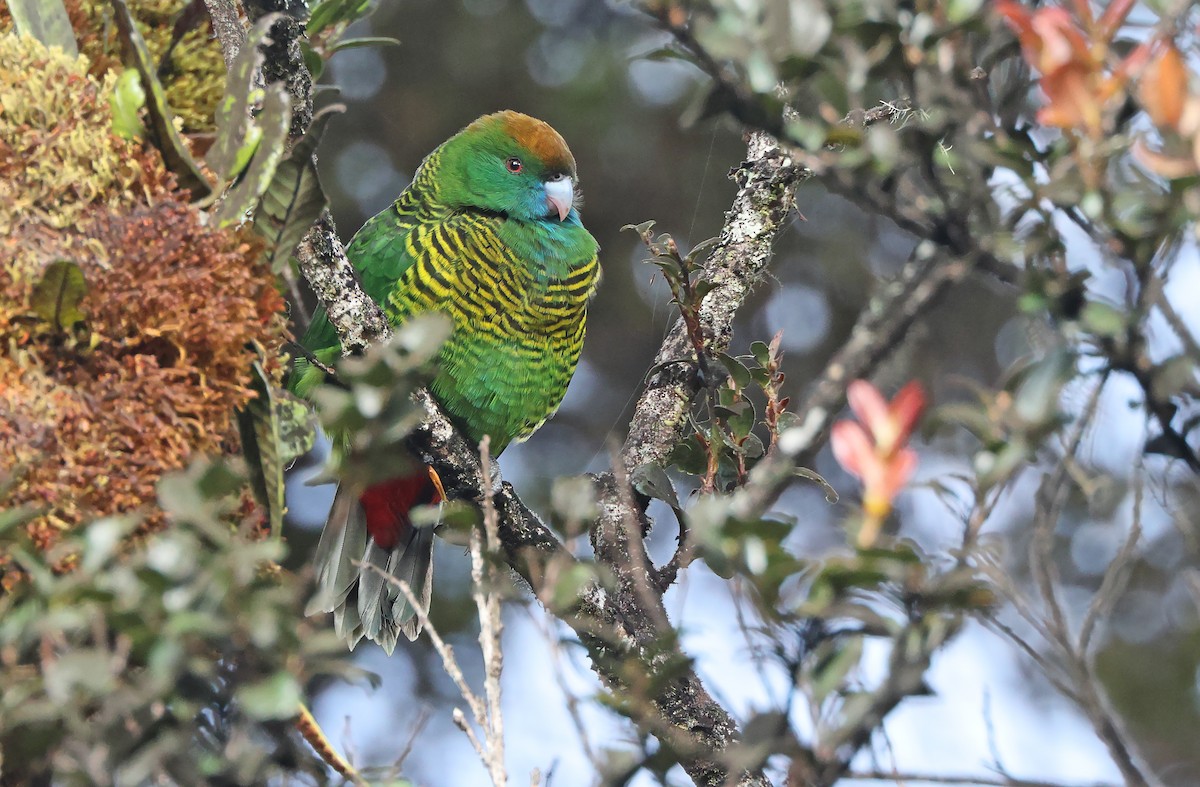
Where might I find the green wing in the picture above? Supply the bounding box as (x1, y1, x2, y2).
(289, 204, 419, 399)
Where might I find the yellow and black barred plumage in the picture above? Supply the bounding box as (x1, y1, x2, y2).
(293, 111, 599, 653)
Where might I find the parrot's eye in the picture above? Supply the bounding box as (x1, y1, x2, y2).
(505, 156, 523, 173)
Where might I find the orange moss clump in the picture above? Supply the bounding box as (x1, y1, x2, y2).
(0, 36, 287, 556)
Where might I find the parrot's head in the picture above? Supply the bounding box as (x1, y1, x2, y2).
(439, 110, 581, 224)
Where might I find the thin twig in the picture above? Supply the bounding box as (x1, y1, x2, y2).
(356, 564, 488, 738)
(1078, 469, 1143, 654)
(475, 436, 508, 787)
(844, 770, 1119, 787)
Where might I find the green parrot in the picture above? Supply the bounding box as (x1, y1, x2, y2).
(291, 111, 600, 654)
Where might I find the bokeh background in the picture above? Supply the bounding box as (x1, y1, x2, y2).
(284, 1, 1200, 784)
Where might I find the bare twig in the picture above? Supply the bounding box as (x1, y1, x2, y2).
(986, 376, 1160, 787)
(356, 564, 490, 757)
(1078, 470, 1143, 654)
(844, 771, 1119, 787)
(475, 436, 508, 787)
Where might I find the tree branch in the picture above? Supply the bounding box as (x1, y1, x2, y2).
(201, 0, 244, 67)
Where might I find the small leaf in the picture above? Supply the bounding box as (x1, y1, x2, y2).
(631, 463, 681, 510)
(1080, 300, 1126, 338)
(1150, 355, 1196, 402)
(236, 362, 308, 539)
(276, 390, 317, 467)
(7, 0, 77, 55)
(31, 260, 87, 330)
(235, 672, 302, 721)
(666, 435, 707, 476)
(301, 41, 325, 80)
(621, 220, 656, 237)
(1140, 42, 1188, 129)
(750, 340, 771, 367)
(809, 636, 862, 704)
(306, 0, 372, 36)
(551, 475, 598, 527)
(409, 500, 478, 532)
(795, 466, 838, 503)
(109, 68, 146, 139)
(329, 36, 401, 52)
(215, 85, 292, 227)
(638, 46, 692, 63)
(685, 235, 720, 264)
(207, 19, 277, 183)
(254, 106, 341, 272)
(718, 353, 752, 389)
(111, 0, 211, 199)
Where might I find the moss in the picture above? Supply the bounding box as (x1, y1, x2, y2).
(0, 37, 147, 244)
(0, 36, 287, 557)
(0, 0, 227, 132)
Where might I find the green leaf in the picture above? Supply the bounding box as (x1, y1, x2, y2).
(750, 340, 771, 367)
(0, 504, 39, 537)
(301, 41, 325, 80)
(727, 400, 756, 439)
(207, 19, 277, 184)
(551, 475, 598, 528)
(31, 260, 87, 330)
(110, 0, 212, 199)
(109, 68, 146, 139)
(237, 361, 313, 539)
(809, 636, 862, 704)
(685, 235, 720, 264)
(1151, 355, 1196, 402)
(215, 85, 292, 227)
(254, 106, 341, 273)
(7, 0, 77, 55)
(715, 355, 744, 391)
(306, 0, 372, 36)
(1080, 300, 1126, 339)
(329, 36, 401, 52)
(638, 46, 692, 63)
(235, 671, 302, 720)
(631, 463, 681, 509)
(795, 466, 838, 503)
(409, 500, 478, 532)
(621, 220, 656, 237)
(1013, 349, 1072, 427)
(666, 435, 708, 476)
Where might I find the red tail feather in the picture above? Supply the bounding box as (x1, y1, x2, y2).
(359, 468, 444, 549)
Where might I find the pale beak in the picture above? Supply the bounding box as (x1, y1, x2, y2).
(545, 177, 573, 221)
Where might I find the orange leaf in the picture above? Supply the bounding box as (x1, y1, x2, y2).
(1140, 43, 1190, 130)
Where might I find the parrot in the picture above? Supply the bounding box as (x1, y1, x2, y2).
(290, 111, 600, 655)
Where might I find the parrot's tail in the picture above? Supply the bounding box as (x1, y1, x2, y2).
(306, 468, 443, 655)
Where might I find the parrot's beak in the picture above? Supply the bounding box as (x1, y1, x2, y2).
(545, 177, 573, 222)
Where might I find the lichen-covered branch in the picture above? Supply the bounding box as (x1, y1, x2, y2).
(201, 0, 245, 67)
(294, 211, 391, 353)
(622, 131, 806, 471)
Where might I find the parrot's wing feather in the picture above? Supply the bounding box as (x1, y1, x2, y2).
(306, 485, 366, 616)
(356, 538, 393, 644)
(393, 523, 436, 641)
